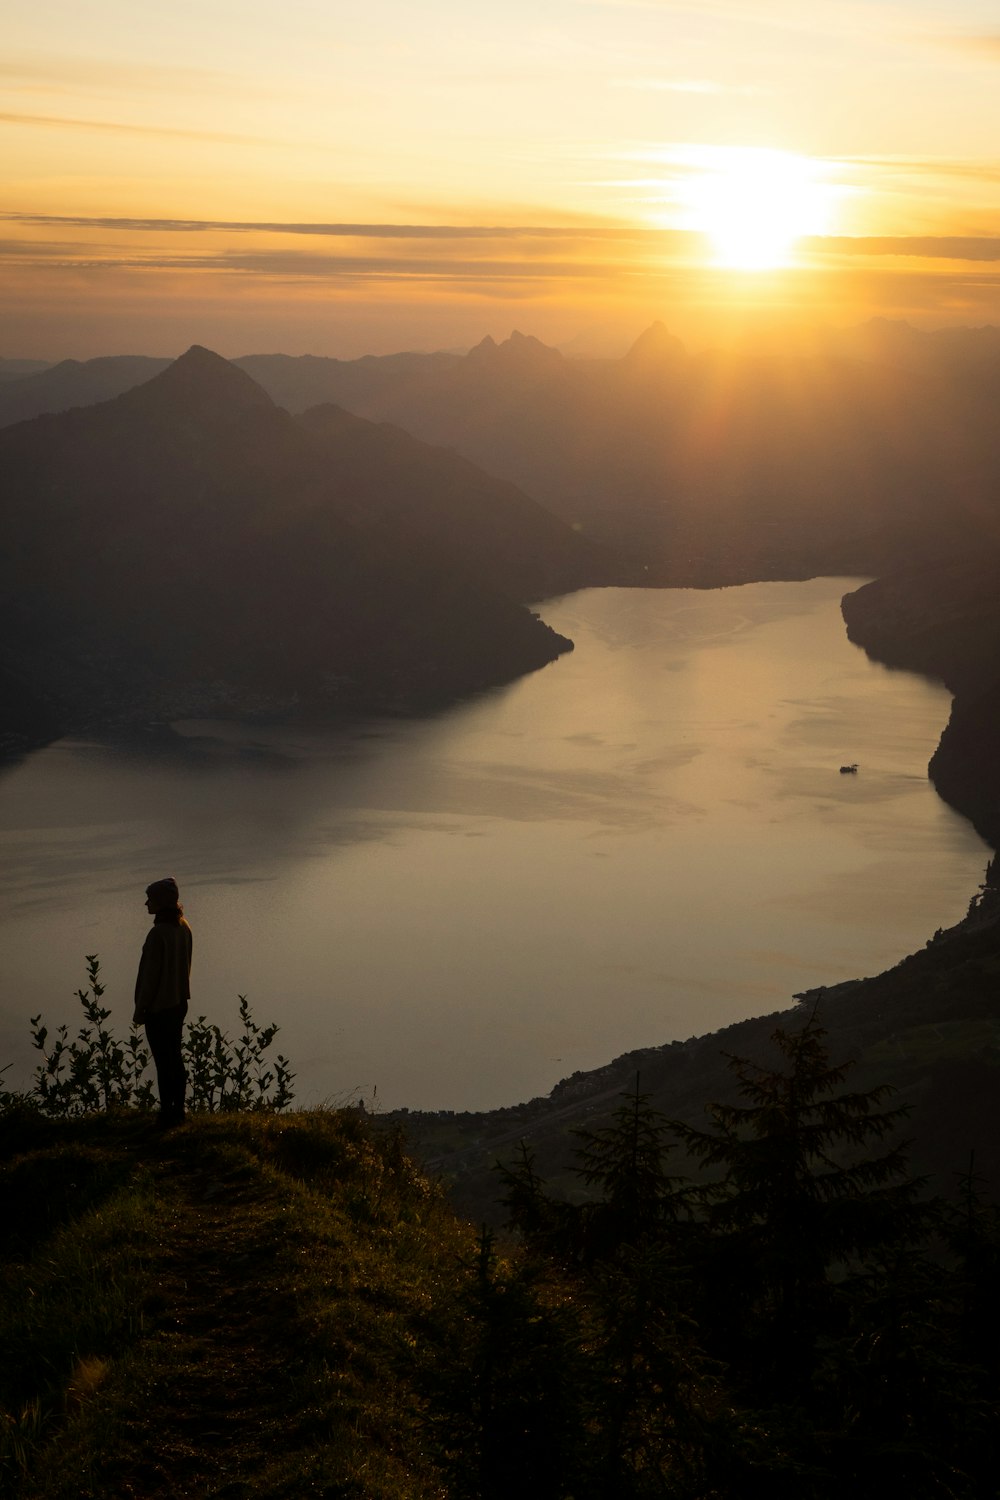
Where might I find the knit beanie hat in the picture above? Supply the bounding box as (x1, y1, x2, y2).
(145, 877, 180, 905)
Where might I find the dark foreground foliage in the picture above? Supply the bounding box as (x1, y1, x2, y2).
(492, 1018, 1000, 1498)
(2, 1014, 998, 1498)
(2, 956, 294, 1119)
(0, 1107, 466, 1498)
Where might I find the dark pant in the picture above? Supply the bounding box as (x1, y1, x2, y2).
(145, 1003, 188, 1119)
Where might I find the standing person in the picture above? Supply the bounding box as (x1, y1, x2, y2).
(134, 876, 193, 1128)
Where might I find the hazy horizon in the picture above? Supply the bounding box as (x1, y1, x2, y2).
(7, 308, 1000, 368)
(5, 1, 1000, 358)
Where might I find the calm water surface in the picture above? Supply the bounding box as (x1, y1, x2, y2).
(0, 580, 988, 1111)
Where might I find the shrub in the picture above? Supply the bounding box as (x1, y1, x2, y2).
(23, 956, 294, 1117)
(184, 997, 295, 1113)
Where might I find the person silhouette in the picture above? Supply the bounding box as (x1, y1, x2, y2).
(134, 876, 193, 1127)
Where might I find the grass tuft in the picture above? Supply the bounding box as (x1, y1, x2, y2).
(0, 1106, 467, 1498)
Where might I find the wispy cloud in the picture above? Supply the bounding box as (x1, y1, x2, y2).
(6, 213, 1000, 270)
(573, 0, 890, 38)
(935, 32, 1000, 60)
(0, 53, 254, 97)
(810, 235, 1000, 262)
(609, 77, 765, 95)
(0, 111, 276, 146)
(0, 212, 697, 284)
(575, 0, 797, 15)
(0, 243, 652, 283)
(842, 154, 1000, 184)
(0, 211, 661, 242)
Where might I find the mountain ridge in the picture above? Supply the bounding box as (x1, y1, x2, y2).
(7, 321, 1000, 590)
(0, 347, 612, 747)
(116, 343, 276, 418)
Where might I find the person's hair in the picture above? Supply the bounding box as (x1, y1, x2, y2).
(153, 903, 184, 924)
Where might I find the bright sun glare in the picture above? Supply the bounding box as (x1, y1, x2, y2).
(671, 146, 836, 270)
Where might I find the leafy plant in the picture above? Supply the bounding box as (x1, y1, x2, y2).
(29, 957, 155, 1117)
(185, 998, 295, 1113)
(0, 1064, 26, 1118)
(25, 957, 294, 1117)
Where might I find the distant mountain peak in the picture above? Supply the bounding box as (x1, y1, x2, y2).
(506, 330, 561, 358)
(860, 317, 918, 340)
(120, 344, 275, 416)
(623, 322, 686, 366)
(466, 331, 562, 368)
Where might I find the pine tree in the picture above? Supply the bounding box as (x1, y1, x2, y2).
(943, 1153, 1000, 1382)
(571, 1074, 693, 1262)
(827, 1238, 984, 1494)
(495, 1141, 555, 1248)
(580, 1242, 729, 1500)
(427, 1226, 584, 1499)
(496, 1087, 723, 1497)
(671, 1016, 925, 1400)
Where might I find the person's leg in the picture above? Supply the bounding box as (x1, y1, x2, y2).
(144, 1004, 188, 1123)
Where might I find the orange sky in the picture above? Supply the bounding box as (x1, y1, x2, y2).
(4, 0, 1000, 357)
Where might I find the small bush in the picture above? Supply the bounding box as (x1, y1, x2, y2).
(29, 958, 154, 1117)
(23, 957, 294, 1117)
(0, 1064, 36, 1120)
(185, 998, 295, 1114)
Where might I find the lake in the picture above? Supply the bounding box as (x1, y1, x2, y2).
(0, 578, 989, 1112)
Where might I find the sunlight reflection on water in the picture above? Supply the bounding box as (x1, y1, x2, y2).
(0, 579, 988, 1111)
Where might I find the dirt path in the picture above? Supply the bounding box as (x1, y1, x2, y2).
(111, 1129, 306, 1499)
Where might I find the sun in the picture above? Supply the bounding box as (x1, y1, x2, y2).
(673, 146, 835, 271)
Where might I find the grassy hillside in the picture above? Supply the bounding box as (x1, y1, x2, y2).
(4, 1038, 998, 1497)
(0, 1107, 471, 1499)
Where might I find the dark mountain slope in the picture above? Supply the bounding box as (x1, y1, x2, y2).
(0, 347, 586, 743)
(843, 558, 1000, 847)
(236, 348, 460, 415)
(932, 682, 1000, 848)
(384, 340, 997, 566)
(0, 357, 51, 381)
(241, 329, 1000, 581)
(396, 878, 1000, 1224)
(297, 402, 624, 600)
(831, 316, 1000, 381)
(8, 324, 1000, 585)
(0, 354, 170, 425)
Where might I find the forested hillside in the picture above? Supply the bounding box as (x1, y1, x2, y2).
(3, 1020, 998, 1498)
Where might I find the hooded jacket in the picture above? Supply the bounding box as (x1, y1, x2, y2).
(133, 912, 193, 1025)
